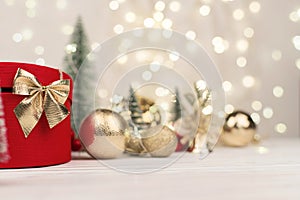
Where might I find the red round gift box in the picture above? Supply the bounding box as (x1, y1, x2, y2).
(0, 62, 72, 168)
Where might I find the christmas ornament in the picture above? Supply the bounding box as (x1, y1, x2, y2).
(128, 86, 161, 130)
(188, 81, 212, 153)
(13, 68, 70, 137)
(137, 95, 155, 112)
(220, 110, 256, 147)
(141, 125, 178, 157)
(125, 129, 147, 155)
(71, 130, 82, 151)
(79, 109, 127, 159)
(0, 89, 9, 163)
(128, 86, 151, 129)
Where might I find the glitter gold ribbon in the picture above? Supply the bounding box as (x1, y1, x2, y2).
(12, 68, 70, 138)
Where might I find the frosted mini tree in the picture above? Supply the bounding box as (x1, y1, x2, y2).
(63, 16, 90, 80)
(128, 87, 150, 130)
(62, 16, 92, 133)
(167, 87, 182, 123)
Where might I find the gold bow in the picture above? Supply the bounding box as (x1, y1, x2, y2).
(12, 68, 70, 138)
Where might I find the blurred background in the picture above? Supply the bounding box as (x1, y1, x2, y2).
(0, 0, 299, 137)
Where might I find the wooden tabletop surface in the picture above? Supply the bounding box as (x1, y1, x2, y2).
(1, 137, 300, 200)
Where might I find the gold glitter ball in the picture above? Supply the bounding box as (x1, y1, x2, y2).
(79, 109, 127, 159)
(141, 125, 177, 157)
(220, 111, 256, 147)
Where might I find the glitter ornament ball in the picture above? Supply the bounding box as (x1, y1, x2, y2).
(220, 110, 256, 147)
(79, 109, 127, 159)
(125, 128, 147, 155)
(141, 125, 178, 157)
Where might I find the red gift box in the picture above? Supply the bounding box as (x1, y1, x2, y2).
(0, 62, 72, 168)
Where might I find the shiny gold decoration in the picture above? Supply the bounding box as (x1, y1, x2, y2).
(137, 96, 155, 112)
(189, 81, 212, 153)
(12, 68, 70, 138)
(79, 109, 126, 159)
(220, 111, 256, 147)
(125, 131, 147, 155)
(141, 125, 177, 157)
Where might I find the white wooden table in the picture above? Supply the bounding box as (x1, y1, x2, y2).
(1, 137, 300, 200)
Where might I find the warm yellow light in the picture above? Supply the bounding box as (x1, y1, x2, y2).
(199, 5, 211, 16)
(242, 75, 255, 88)
(236, 56, 247, 67)
(21, 29, 33, 40)
(62, 25, 74, 35)
(12, 33, 23, 43)
(56, 0, 67, 10)
(25, 0, 36, 9)
(153, 12, 164, 22)
(162, 18, 173, 29)
(273, 86, 284, 98)
(222, 81, 232, 92)
(233, 9, 245, 21)
(26, 9, 36, 18)
(296, 58, 300, 70)
(292, 35, 300, 51)
(249, 1, 261, 13)
(154, 1, 165, 11)
(34, 46, 44, 55)
(236, 39, 249, 52)
(224, 104, 234, 114)
(185, 30, 196, 40)
(243, 27, 254, 38)
(113, 24, 124, 34)
(263, 107, 273, 119)
(251, 101, 262, 111)
(125, 12, 136, 23)
(169, 51, 180, 61)
(251, 113, 260, 124)
(275, 123, 287, 134)
(109, 1, 119, 10)
(169, 1, 181, 12)
(142, 71, 152, 81)
(144, 18, 155, 28)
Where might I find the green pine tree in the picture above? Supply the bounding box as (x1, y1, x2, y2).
(173, 87, 181, 121)
(63, 16, 90, 80)
(62, 16, 91, 134)
(128, 86, 149, 129)
(168, 87, 181, 122)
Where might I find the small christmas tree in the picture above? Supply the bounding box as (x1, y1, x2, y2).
(167, 87, 182, 122)
(128, 86, 150, 129)
(63, 16, 90, 80)
(173, 87, 181, 121)
(62, 16, 92, 133)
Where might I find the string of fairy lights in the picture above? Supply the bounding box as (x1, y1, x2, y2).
(3, 0, 300, 136)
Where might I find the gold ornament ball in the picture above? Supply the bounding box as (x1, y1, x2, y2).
(220, 111, 256, 147)
(125, 131, 147, 155)
(141, 125, 178, 157)
(79, 109, 127, 159)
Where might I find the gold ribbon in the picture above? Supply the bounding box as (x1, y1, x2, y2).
(12, 68, 70, 138)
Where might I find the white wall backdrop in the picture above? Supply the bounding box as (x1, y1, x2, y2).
(0, 0, 299, 137)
